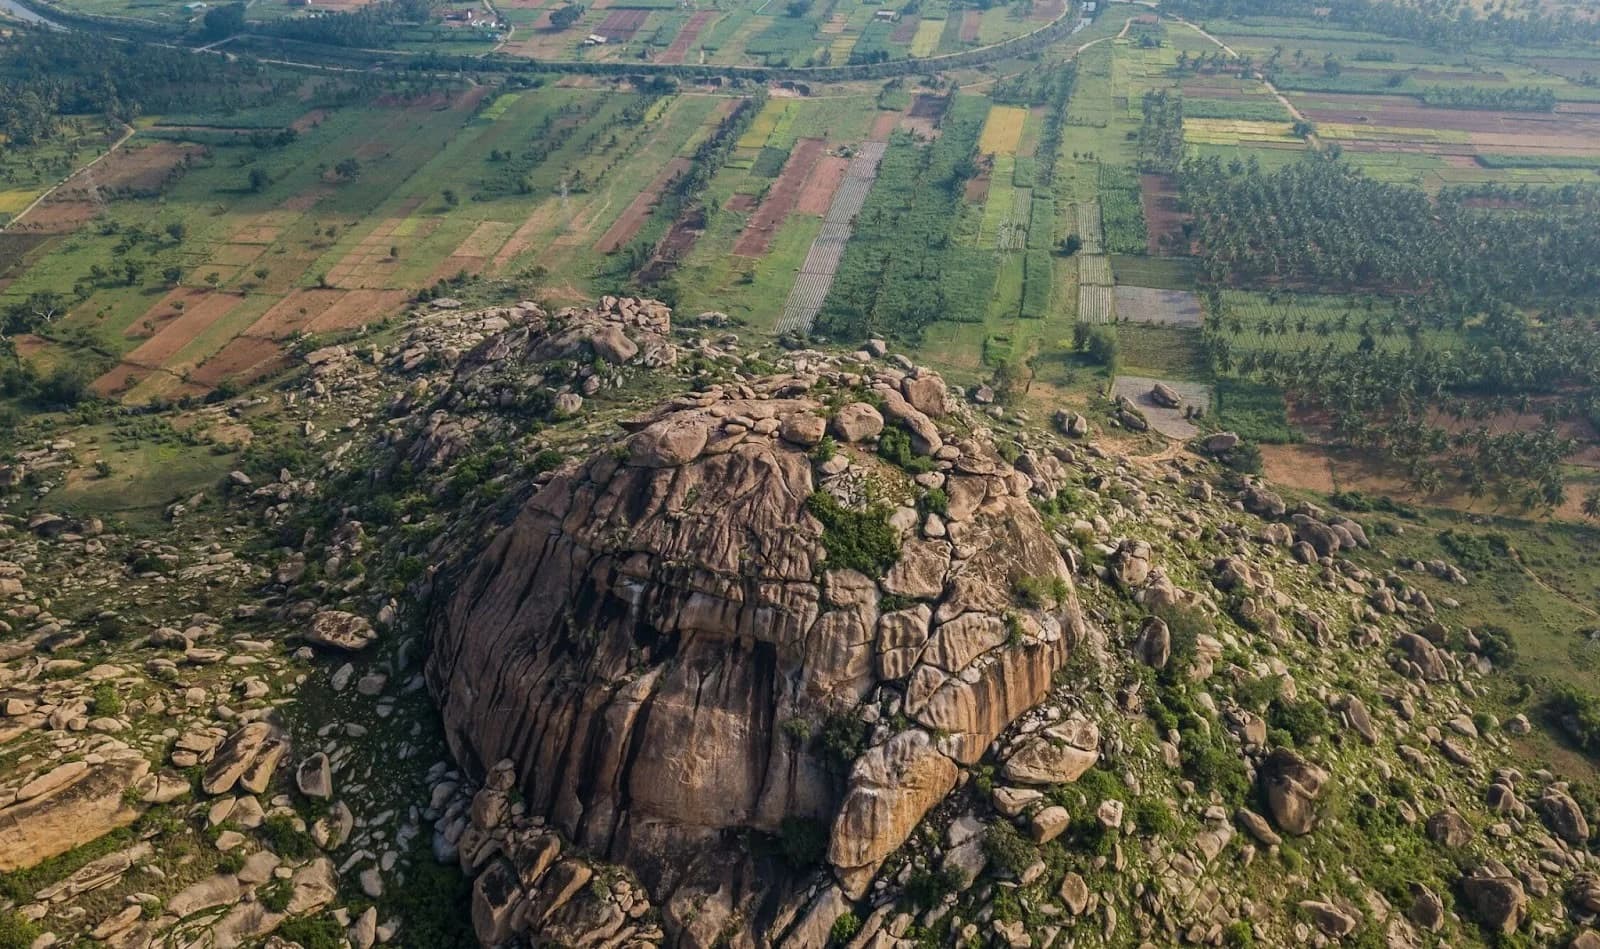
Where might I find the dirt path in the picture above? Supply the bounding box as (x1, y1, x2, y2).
(5, 123, 135, 231)
(1159, 12, 1322, 150)
(1519, 559, 1600, 620)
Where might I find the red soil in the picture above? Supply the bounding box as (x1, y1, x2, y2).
(734, 138, 826, 256)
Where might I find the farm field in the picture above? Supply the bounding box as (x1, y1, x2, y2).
(4, 81, 751, 403)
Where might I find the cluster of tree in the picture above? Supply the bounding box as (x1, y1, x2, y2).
(257, 0, 437, 48)
(1161, 0, 1600, 49)
(1201, 303, 1591, 505)
(815, 96, 990, 339)
(548, 4, 583, 30)
(264, 0, 1080, 82)
(1136, 90, 1184, 174)
(1417, 85, 1557, 112)
(1179, 154, 1600, 303)
(1171, 49, 1251, 75)
(0, 32, 278, 142)
(1183, 151, 1600, 503)
(606, 95, 762, 288)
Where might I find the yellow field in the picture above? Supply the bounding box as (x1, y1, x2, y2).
(736, 99, 787, 150)
(480, 93, 522, 122)
(1316, 123, 1470, 144)
(1183, 118, 1298, 145)
(978, 105, 1027, 156)
(0, 188, 41, 214)
(910, 18, 943, 56)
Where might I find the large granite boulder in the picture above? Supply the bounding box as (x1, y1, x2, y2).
(427, 383, 1084, 944)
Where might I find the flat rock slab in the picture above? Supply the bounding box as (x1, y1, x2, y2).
(1111, 375, 1213, 440)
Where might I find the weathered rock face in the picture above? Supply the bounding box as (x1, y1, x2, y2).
(427, 374, 1083, 941)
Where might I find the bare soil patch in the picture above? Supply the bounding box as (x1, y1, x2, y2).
(90, 363, 156, 398)
(662, 10, 715, 63)
(596, 8, 647, 40)
(594, 156, 691, 254)
(248, 289, 346, 338)
(735, 138, 825, 256)
(891, 15, 919, 41)
(960, 9, 980, 41)
(964, 167, 991, 204)
(1030, 0, 1063, 20)
(1111, 375, 1213, 440)
(19, 200, 99, 234)
(1113, 286, 1202, 326)
(305, 288, 409, 333)
(797, 155, 849, 215)
(189, 337, 286, 389)
(1139, 172, 1186, 255)
(726, 193, 759, 212)
(54, 142, 205, 198)
(869, 111, 902, 141)
(1260, 443, 1336, 493)
(291, 109, 330, 133)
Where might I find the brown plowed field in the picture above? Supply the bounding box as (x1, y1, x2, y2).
(53, 142, 205, 199)
(1139, 173, 1186, 255)
(1030, 0, 1063, 21)
(734, 138, 826, 256)
(891, 15, 919, 41)
(94, 289, 241, 396)
(247, 288, 346, 338)
(870, 111, 901, 140)
(122, 288, 240, 349)
(90, 363, 157, 398)
(796, 154, 850, 215)
(596, 8, 647, 40)
(594, 157, 691, 253)
(960, 10, 980, 41)
(305, 289, 410, 333)
(662, 10, 715, 63)
(189, 337, 286, 388)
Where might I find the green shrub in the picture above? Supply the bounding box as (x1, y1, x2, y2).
(878, 426, 933, 474)
(261, 814, 316, 860)
(1268, 698, 1331, 747)
(0, 911, 41, 949)
(904, 866, 960, 909)
(818, 713, 868, 769)
(1474, 624, 1517, 668)
(259, 879, 295, 912)
(1222, 920, 1255, 947)
(275, 916, 346, 949)
(982, 821, 1038, 879)
(829, 911, 862, 944)
(779, 817, 828, 869)
(1547, 686, 1600, 756)
(806, 492, 900, 576)
(1014, 575, 1070, 609)
(91, 682, 123, 718)
(1439, 529, 1510, 572)
(811, 435, 838, 462)
(1132, 797, 1177, 836)
(1180, 728, 1250, 804)
(920, 487, 949, 516)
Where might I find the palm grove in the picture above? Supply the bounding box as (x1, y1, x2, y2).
(1181, 154, 1600, 511)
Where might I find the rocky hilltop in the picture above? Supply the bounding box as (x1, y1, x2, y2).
(3, 295, 1600, 949)
(426, 315, 1082, 940)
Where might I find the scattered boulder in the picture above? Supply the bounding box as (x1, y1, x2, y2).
(305, 610, 377, 651)
(1259, 749, 1327, 836)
